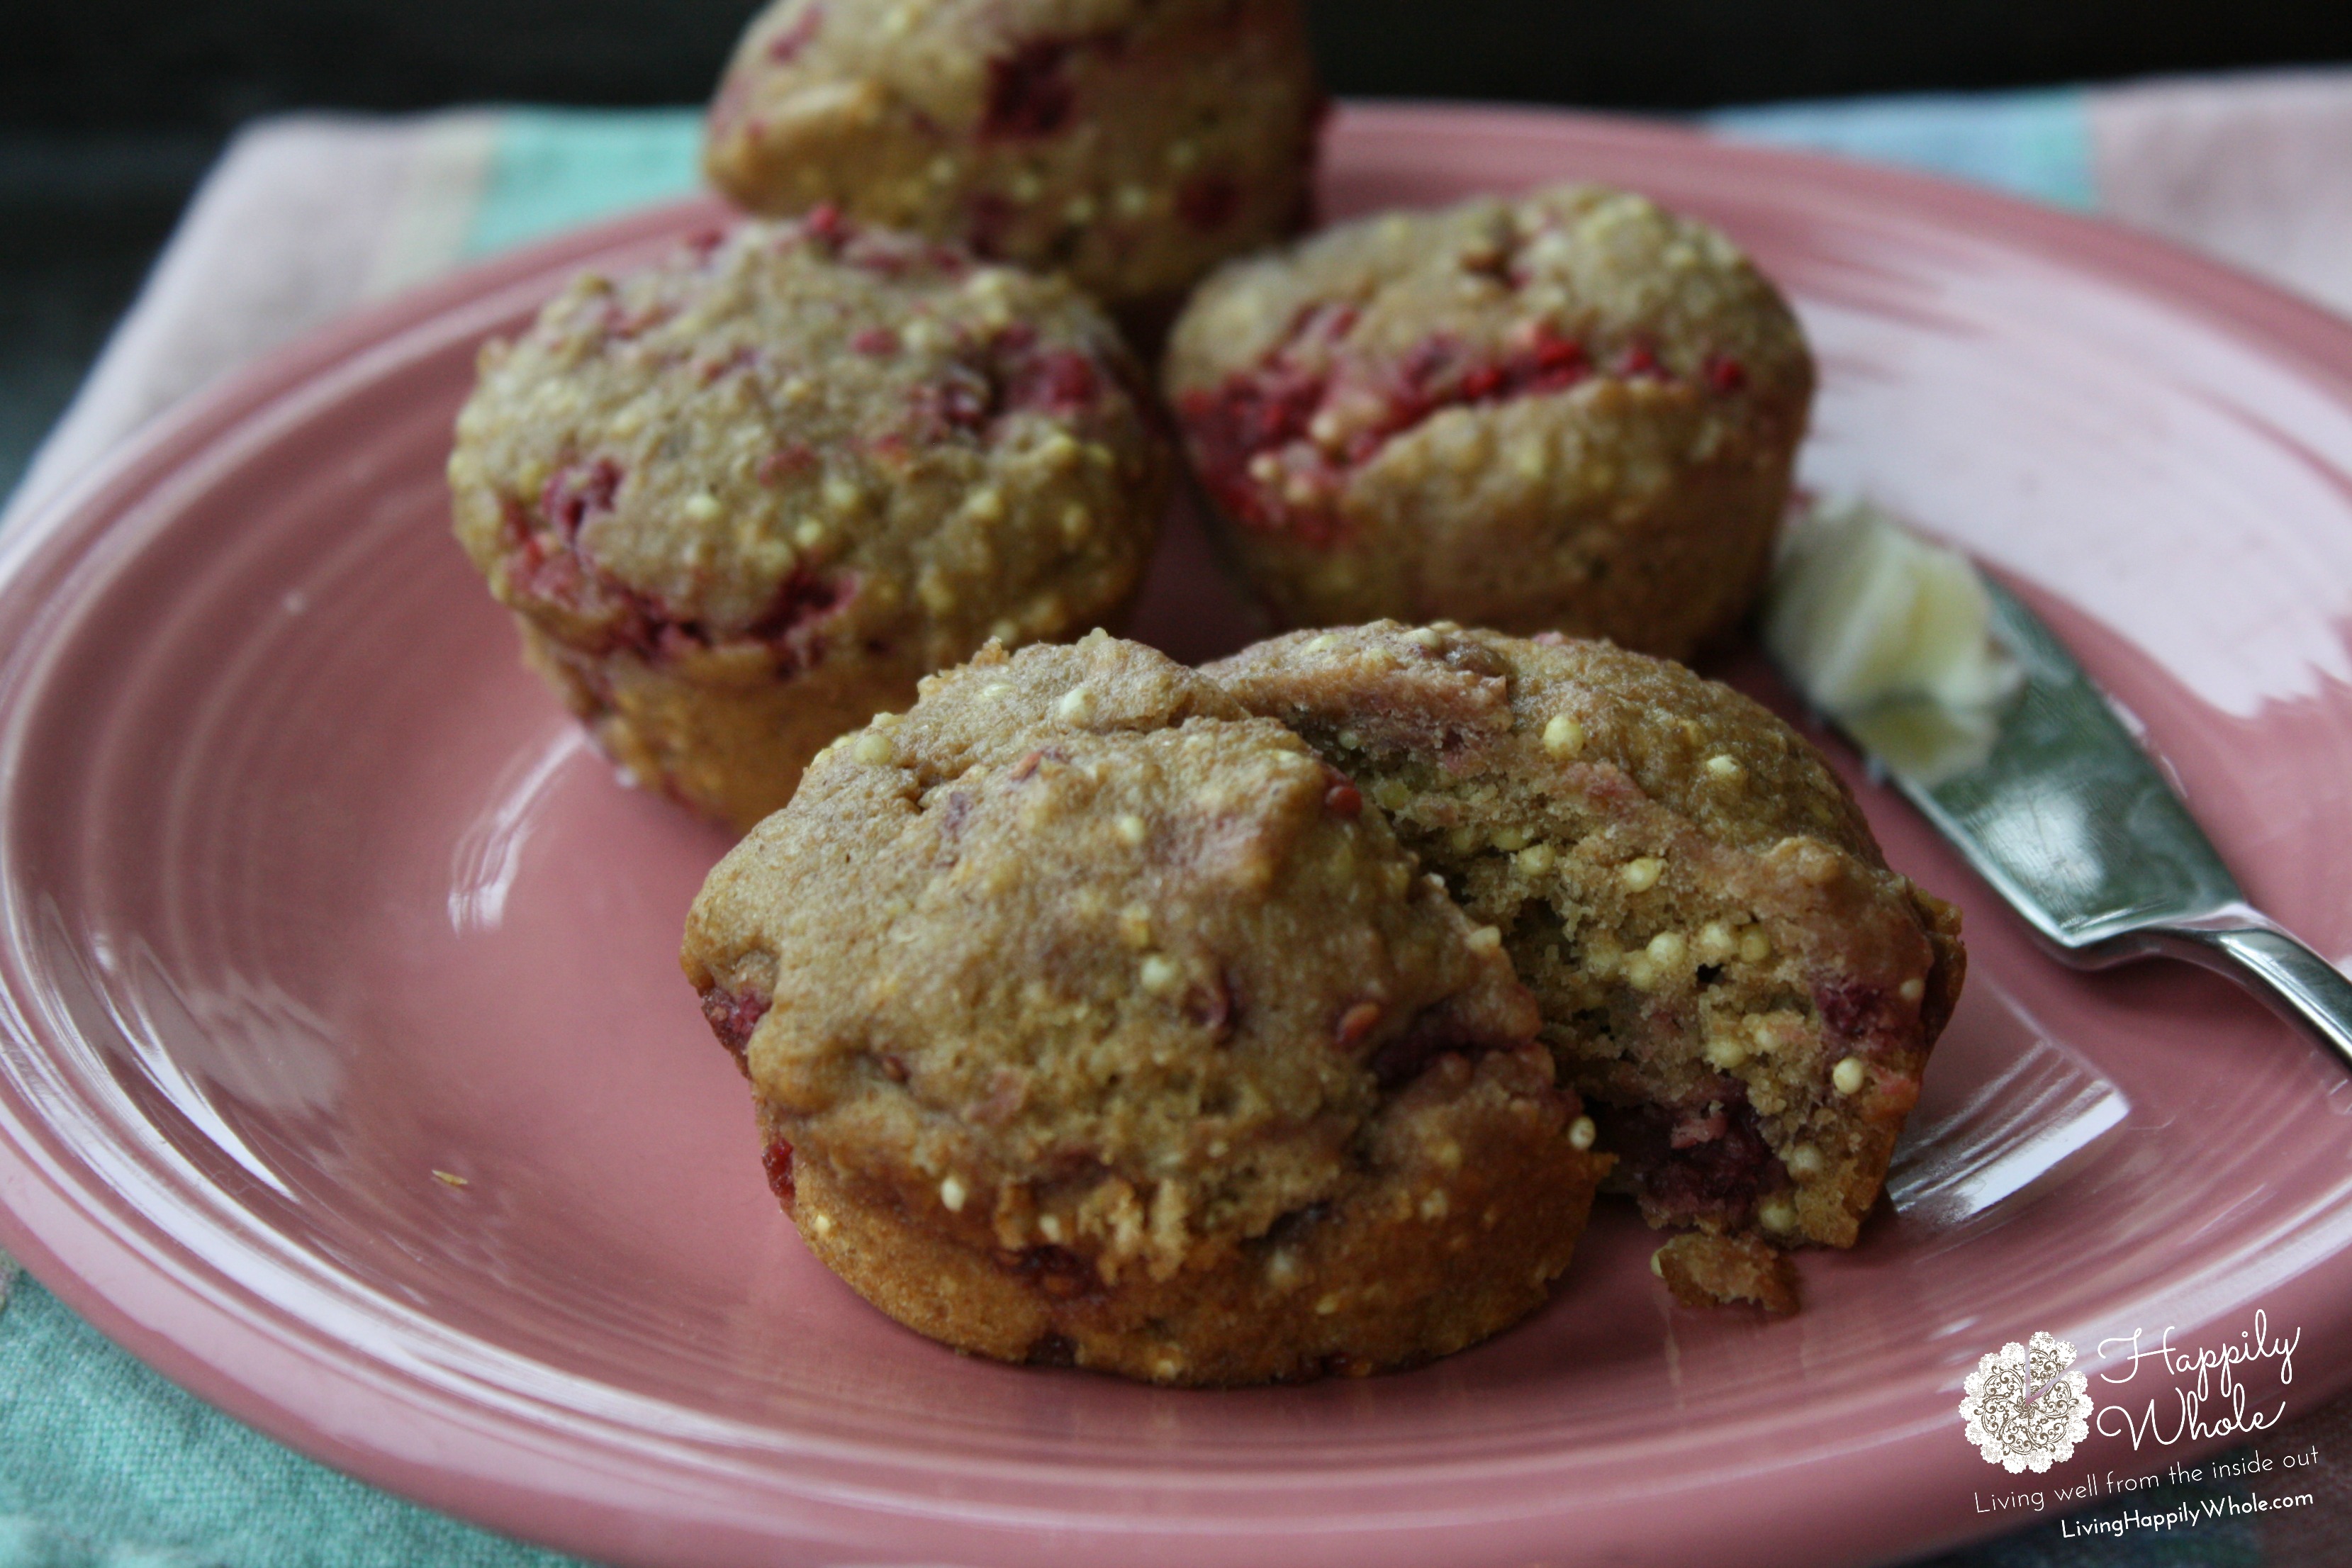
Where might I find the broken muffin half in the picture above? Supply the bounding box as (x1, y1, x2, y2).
(1210, 621, 1965, 1309)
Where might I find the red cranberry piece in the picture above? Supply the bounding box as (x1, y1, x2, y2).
(984, 39, 1080, 139)
(1514, 325, 1590, 393)
(700, 986, 772, 1056)
(1397, 337, 1457, 396)
(758, 444, 817, 484)
(1176, 174, 1241, 233)
(1396, 326, 1591, 422)
(594, 297, 676, 340)
(1177, 309, 1605, 545)
(1175, 369, 1325, 532)
(912, 369, 997, 437)
(1363, 996, 1513, 1090)
(840, 230, 925, 279)
(1323, 771, 1363, 819)
(503, 483, 732, 666)
(1609, 1099, 1788, 1224)
(540, 459, 624, 540)
(1009, 747, 1067, 783)
(1333, 1001, 1382, 1051)
(1184, 970, 1236, 1041)
(762, 1137, 796, 1205)
(851, 327, 900, 357)
(1007, 349, 1100, 417)
(751, 569, 856, 674)
(1011, 1244, 1097, 1300)
(965, 193, 1017, 259)
(505, 542, 577, 610)
(1669, 1107, 1729, 1149)
(1616, 340, 1664, 379)
(802, 202, 850, 247)
(765, 3, 825, 64)
(1813, 977, 1913, 1058)
(1284, 303, 1357, 349)
(697, 345, 760, 384)
(1704, 353, 1748, 394)
(938, 790, 974, 841)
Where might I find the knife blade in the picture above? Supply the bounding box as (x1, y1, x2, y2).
(1835, 577, 2352, 1073)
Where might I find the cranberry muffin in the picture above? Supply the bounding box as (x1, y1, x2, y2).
(1210, 623, 1964, 1301)
(1167, 184, 1813, 659)
(681, 633, 1611, 1384)
(703, 0, 1324, 313)
(449, 214, 1170, 831)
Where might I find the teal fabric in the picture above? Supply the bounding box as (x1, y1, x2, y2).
(1708, 86, 2098, 210)
(461, 107, 704, 259)
(8, 87, 2290, 1568)
(449, 92, 2105, 265)
(0, 1270, 582, 1567)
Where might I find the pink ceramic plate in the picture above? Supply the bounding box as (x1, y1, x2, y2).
(3, 105, 2351, 1568)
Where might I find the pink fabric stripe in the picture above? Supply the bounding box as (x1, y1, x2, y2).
(2090, 67, 2352, 320)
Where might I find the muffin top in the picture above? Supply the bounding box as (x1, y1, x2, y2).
(703, 0, 1323, 308)
(681, 633, 1547, 1284)
(449, 214, 1167, 677)
(1164, 182, 1812, 542)
(713, 0, 1286, 142)
(1209, 621, 1878, 861)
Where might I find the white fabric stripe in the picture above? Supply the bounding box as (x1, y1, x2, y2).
(2090, 67, 2352, 321)
(1, 113, 471, 534)
(362, 111, 500, 302)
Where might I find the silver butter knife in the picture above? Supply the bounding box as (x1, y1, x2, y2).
(1836, 578, 2352, 1073)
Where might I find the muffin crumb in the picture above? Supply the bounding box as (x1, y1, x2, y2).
(1654, 1233, 1800, 1316)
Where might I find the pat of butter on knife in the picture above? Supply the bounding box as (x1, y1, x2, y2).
(1764, 498, 2022, 785)
(1762, 496, 2352, 1072)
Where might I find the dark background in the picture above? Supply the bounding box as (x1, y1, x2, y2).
(12, 0, 2352, 129)
(6, 0, 2351, 497)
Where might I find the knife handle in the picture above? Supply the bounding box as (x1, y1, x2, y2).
(2134, 914, 2352, 1075)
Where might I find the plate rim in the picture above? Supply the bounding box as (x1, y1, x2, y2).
(5, 99, 2352, 1567)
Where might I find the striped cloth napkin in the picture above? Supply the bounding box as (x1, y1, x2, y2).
(6, 68, 2352, 1568)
